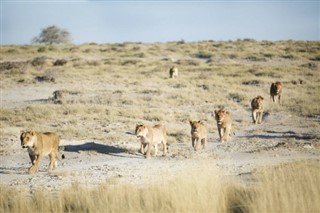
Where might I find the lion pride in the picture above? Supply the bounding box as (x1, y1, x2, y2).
(189, 121, 207, 151)
(20, 131, 60, 174)
(135, 124, 167, 158)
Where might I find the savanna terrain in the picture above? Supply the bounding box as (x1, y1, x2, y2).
(1, 40, 320, 212)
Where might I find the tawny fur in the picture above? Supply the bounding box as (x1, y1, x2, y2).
(214, 109, 232, 142)
(169, 65, 178, 79)
(251, 95, 264, 124)
(20, 131, 60, 174)
(270, 81, 282, 103)
(189, 121, 207, 151)
(135, 124, 167, 159)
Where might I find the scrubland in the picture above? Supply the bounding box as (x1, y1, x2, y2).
(1, 161, 319, 213)
(1, 40, 320, 212)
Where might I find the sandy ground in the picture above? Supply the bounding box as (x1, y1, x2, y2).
(1, 85, 320, 192)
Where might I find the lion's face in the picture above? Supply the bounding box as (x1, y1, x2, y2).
(255, 95, 264, 107)
(190, 121, 202, 134)
(20, 131, 36, 148)
(215, 110, 228, 124)
(275, 82, 282, 93)
(135, 125, 148, 139)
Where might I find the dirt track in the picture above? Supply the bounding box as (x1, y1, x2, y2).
(1, 85, 319, 192)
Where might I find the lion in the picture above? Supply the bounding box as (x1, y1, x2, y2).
(214, 109, 232, 142)
(189, 121, 207, 151)
(135, 124, 167, 158)
(251, 95, 264, 124)
(270, 81, 282, 103)
(20, 131, 60, 174)
(169, 65, 178, 78)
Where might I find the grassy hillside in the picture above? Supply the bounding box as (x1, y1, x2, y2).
(1, 40, 319, 141)
(1, 40, 320, 213)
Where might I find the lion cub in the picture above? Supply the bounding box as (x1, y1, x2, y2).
(169, 65, 178, 78)
(135, 124, 167, 158)
(189, 121, 207, 151)
(214, 109, 232, 142)
(270, 81, 282, 103)
(20, 131, 60, 174)
(251, 95, 264, 124)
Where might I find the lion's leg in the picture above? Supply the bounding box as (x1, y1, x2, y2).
(162, 140, 167, 156)
(258, 112, 263, 124)
(217, 127, 223, 141)
(225, 127, 231, 141)
(195, 138, 201, 151)
(145, 143, 152, 159)
(202, 137, 207, 149)
(140, 143, 145, 154)
(222, 128, 229, 141)
(144, 144, 149, 154)
(278, 94, 281, 103)
(29, 154, 36, 165)
(219, 128, 225, 142)
(29, 154, 42, 174)
(153, 144, 158, 156)
(252, 110, 257, 124)
(49, 152, 57, 171)
(191, 137, 195, 148)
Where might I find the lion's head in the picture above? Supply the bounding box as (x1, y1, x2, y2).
(214, 109, 230, 124)
(271, 81, 282, 94)
(135, 124, 148, 139)
(20, 131, 36, 148)
(189, 121, 203, 134)
(254, 95, 264, 108)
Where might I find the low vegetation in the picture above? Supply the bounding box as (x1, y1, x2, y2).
(1, 40, 319, 141)
(1, 160, 319, 213)
(1, 40, 319, 212)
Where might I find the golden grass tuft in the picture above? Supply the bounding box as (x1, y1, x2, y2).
(1, 160, 319, 213)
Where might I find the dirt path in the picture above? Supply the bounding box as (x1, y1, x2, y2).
(1, 111, 319, 192)
(1, 85, 320, 192)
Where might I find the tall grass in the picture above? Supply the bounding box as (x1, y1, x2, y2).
(1, 160, 319, 213)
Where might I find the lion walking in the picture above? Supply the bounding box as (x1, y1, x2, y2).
(214, 109, 232, 142)
(169, 65, 178, 79)
(135, 124, 167, 158)
(20, 131, 60, 174)
(189, 121, 207, 151)
(251, 96, 264, 124)
(270, 81, 282, 103)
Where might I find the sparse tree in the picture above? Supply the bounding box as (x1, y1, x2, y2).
(32, 25, 71, 45)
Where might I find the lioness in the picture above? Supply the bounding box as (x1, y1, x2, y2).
(20, 131, 60, 174)
(189, 121, 207, 151)
(214, 109, 232, 142)
(251, 95, 264, 124)
(169, 65, 178, 78)
(135, 124, 167, 158)
(270, 81, 282, 103)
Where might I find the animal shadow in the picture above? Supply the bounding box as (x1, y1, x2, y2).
(61, 142, 127, 155)
(242, 130, 317, 140)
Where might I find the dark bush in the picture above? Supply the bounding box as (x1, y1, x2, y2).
(0, 61, 28, 72)
(242, 80, 260, 86)
(37, 47, 46, 53)
(53, 59, 67, 66)
(31, 56, 48, 66)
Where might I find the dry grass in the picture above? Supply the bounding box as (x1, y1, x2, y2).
(1, 40, 319, 142)
(0, 160, 319, 213)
